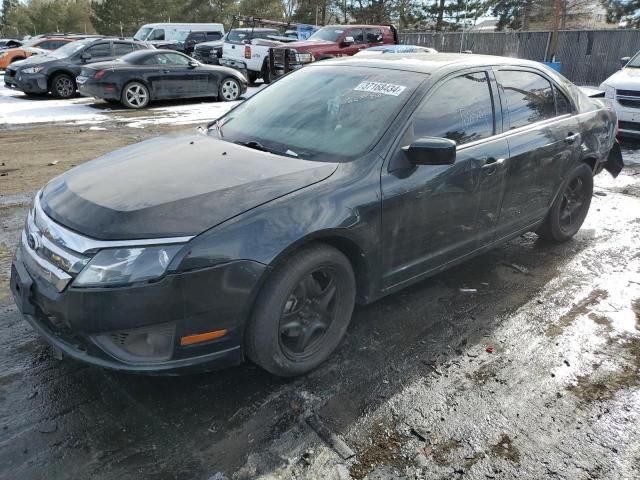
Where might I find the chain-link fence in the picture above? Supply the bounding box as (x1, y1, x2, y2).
(399, 29, 640, 86)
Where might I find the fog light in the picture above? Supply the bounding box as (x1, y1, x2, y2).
(93, 322, 175, 363)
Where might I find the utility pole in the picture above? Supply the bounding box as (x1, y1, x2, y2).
(548, 0, 562, 61)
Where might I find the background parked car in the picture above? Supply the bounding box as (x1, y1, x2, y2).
(192, 34, 227, 65)
(599, 51, 640, 137)
(220, 27, 281, 83)
(0, 39, 22, 50)
(77, 49, 247, 108)
(354, 44, 438, 56)
(4, 38, 152, 98)
(133, 23, 225, 47)
(269, 24, 398, 79)
(0, 36, 77, 69)
(157, 30, 224, 56)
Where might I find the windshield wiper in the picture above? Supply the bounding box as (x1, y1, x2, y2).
(236, 140, 299, 158)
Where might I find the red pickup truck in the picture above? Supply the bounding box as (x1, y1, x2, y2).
(269, 24, 397, 79)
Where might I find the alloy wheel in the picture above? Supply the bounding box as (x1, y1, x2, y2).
(220, 79, 239, 101)
(125, 84, 148, 108)
(55, 77, 74, 98)
(559, 177, 586, 231)
(279, 268, 338, 359)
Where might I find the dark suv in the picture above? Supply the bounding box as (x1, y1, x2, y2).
(4, 38, 152, 98)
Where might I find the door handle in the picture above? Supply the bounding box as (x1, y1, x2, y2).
(565, 132, 580, 144)
(161, 69, 171, 74)
(481, 157, 506, 168)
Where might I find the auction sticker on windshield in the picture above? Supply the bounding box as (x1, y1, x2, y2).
(354, 81, 406, 96)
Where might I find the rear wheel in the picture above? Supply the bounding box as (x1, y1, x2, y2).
(121, 81, 149, 109)
(247, 71, 258, 84)
(51, 73, 75, 99)
(261, 60, 272, 84)
(245, 244, 356, 377)
(218, 77, 241, 101)
(537, 163, 593, 242)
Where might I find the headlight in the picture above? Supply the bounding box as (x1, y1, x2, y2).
(74, 245, 183, 287)
(22, 65, 44, 74)
(295, 52, 313, 63)
(600, 83, 615, 99)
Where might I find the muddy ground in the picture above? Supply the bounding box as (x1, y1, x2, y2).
(1, 92, 640, 480)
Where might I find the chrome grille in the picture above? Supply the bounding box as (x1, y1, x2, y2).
(616, 90, 640, 109)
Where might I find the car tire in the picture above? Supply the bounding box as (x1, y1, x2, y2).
(219, 77, 241, 101)
(537, 163, 593, 242)
(121, 81, 150, 109)
(245, 243, 356, 377)
(247, 71, 258, 84)
(51, 73, 76, 99)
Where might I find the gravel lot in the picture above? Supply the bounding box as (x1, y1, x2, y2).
(1, 83, 639, 480)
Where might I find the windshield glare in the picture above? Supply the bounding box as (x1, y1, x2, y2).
(134, 27, 152, 41)
(48, 40, 88, 58)
(308, 27, 344, 42)
(215, 66, 425, 162)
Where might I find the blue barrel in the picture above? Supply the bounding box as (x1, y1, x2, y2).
(542, 61, 562, 72)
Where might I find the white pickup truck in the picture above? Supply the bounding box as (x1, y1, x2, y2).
(220, 27, 282, 84)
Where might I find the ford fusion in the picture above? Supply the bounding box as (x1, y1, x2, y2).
(11, 54, 623, 376)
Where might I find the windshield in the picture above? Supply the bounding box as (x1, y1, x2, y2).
(22, 37, 44, 47)
(48, 40, 88, 59)
(308, 26, 345, 42)
(213, 66, 425, 162)
(626, 52, 640, 68)
(134, 27, 153, 41)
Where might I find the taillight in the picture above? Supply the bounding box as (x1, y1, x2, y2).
(244, 45, 251, 59)
(94, 69, 106, 80)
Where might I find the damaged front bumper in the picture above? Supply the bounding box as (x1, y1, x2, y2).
(10, 238, 267, 374)
(604, 140, 624, 178)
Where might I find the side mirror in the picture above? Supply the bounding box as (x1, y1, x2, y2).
(342, 36, 355, 46)
(80, 52, 92, 62)
(402, 137, 456, 166)
(621, 56, 630, 68)
(188, 61, 198, 68)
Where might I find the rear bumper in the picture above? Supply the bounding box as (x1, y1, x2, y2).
(77, 80, 121, 101)
(10, 243, 267, 374)
(3, 70, 48, 93)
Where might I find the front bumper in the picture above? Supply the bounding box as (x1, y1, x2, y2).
(3, 70, 48, 93)
(10, 243, 267, 374)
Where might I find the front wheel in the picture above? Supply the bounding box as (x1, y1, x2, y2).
(51, 73, 76, 99)
(218, 77, 241, 101)
(537, 163, 593, 242)
(245, 244, 356, 377)
(121, 82, 150, 109)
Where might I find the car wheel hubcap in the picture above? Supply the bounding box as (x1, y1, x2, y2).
(279, 268, 337, 358)
(559, 177, 585, 230)
(221, 80, 239, 100)
(126, 85, 147, 107)
(56, 77, 73, 97)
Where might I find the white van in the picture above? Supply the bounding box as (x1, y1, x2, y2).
(134, 23, 225, 43)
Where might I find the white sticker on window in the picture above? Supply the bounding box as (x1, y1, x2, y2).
(354, 81, 406, 96)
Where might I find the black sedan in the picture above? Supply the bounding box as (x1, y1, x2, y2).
(10, 54, 623, 376)
(77, 50, 248, 108)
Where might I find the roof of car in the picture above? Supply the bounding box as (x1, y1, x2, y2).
(320, 53, 550, 74)
(231, 27, 279, 32)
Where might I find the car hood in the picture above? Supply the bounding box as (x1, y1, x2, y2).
(11, 54, 55, 68)
(40, 134, 338, 240)
(196, 40, 224, 48)
(602, 67, 640, 90)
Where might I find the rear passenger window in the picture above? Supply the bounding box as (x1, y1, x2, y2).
(409, 71, 495, 145)
(366, 28, 383, 43)
(114, 43, 134, 56)
(497, 70, 555, 129)
(554, 87, 573, 115)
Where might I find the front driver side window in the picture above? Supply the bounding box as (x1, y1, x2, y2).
(149, 29, 165, 41)
(85, 43, 111, 59)
(407, 71, 495, 145)
(349, 29, 365, 43)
